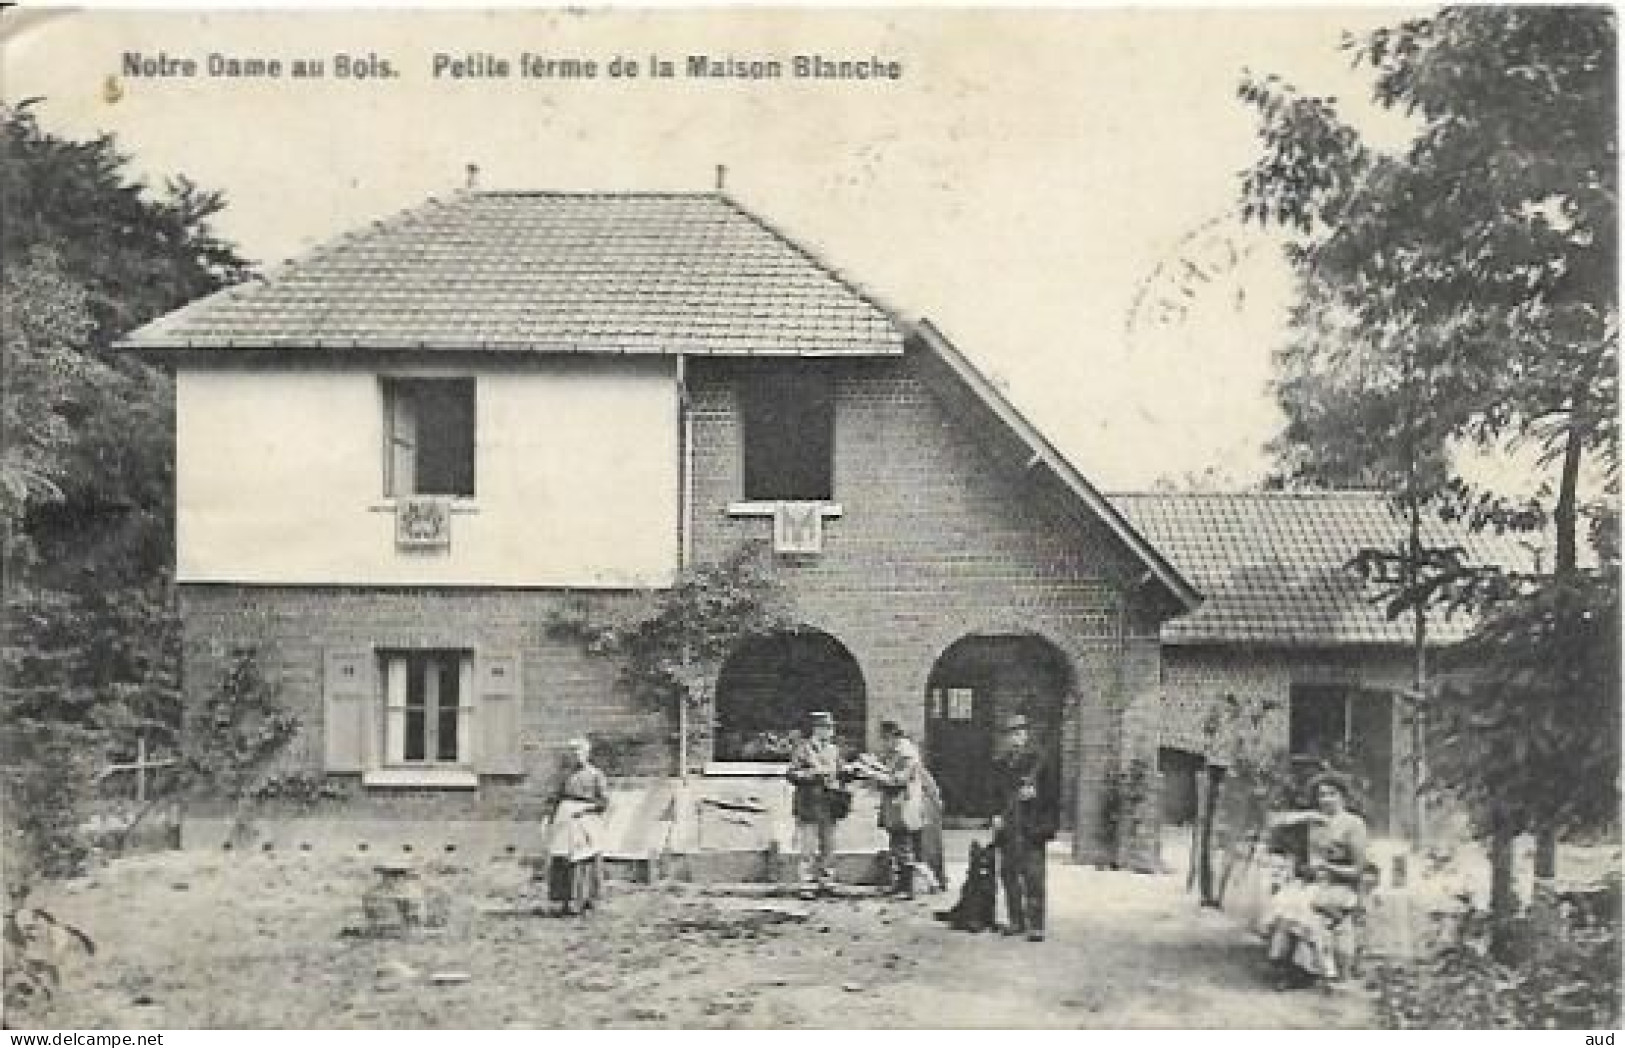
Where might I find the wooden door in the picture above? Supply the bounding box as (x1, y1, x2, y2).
(1350, 690, 1394, 835)
(925, 684, 995, 819)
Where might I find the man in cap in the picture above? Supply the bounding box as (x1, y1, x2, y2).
(990, 712, 1059, 941)
(785, 710, 845, 896)
(869, 719, 928, 899)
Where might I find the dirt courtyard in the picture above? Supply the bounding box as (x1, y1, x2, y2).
(20, 846, 1373, 1029)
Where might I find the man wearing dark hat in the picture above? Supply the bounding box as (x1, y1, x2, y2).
(786, 710, 845, 895)
(990, 712, 1059, 941)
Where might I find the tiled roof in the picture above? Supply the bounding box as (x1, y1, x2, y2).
(1107, 492, 1533, 647)
(119, 192, 903, 355)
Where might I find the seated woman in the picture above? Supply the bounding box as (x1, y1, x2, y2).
(1260, 772, 1368, 986)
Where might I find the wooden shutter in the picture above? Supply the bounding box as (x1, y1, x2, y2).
(453, 655, 475, 766)
(477, 650, 523, 775)
(384, 383, 417, 497)
(323, 649, 375, 772)
(383, 655, 409, 764)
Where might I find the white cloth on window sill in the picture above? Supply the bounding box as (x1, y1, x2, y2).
(544, 799, 604, 862)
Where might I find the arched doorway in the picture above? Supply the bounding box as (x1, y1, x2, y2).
(714, 629, 866, 762)
(924, 634, 1071, 822)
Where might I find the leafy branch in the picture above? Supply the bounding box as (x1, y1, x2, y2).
(548, 541, 794, 774)
(180, 647, 301, 846)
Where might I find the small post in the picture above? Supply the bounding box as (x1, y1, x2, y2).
(1196, 763, 1227, 906)
(678, 642, 692, 782)
(1188, 765, 1206, 893)
(136, 735, 147, 803)
(678, 694, 689, 782)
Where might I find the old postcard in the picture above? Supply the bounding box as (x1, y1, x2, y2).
(2, 5, 1617, 1034)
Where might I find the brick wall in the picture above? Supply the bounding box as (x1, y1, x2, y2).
(687, 352, 1166, 861)
(179, 345, 1177, 858)
(178, 585, 669, 821)
(1160, 645, 1421, 838)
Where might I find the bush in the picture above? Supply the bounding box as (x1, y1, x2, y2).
(1, 721, 101, 886)
(182, 647, 299, 844)
(2, 722, 100, 1021)
(1102, 757, 1153, 868)
(251, 770, 349, 809)
(1372, 881, 1622, 1028)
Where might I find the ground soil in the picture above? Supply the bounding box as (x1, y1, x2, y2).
(15, 846, 1374, 1029)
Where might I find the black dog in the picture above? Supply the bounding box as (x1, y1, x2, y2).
(934, 840, 997, 932)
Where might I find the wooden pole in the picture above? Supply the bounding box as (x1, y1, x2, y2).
(1186, 791, 1200, 894)
(1191, 763, 1208, 896)
(1196, 763, 1226, 907)
(1410, 500, 1429, 848)
(678, 689, 689, 782)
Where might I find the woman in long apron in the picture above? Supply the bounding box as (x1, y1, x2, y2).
(545, 737, 609, 916)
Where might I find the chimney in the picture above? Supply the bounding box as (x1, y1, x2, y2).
(715, 164, 727, 192)
(465, 163, 481, 191)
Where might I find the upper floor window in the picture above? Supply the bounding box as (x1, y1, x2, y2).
(739, 366, 834, 501)
(383, 378, 475, 498)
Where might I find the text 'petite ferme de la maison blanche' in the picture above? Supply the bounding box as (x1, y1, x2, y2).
(429, 52, 906, 81)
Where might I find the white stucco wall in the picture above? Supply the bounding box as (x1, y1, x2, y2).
(175, 357, 679, 587)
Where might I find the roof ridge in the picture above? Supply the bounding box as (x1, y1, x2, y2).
(716, 192, 905, 333)
(1107, 490, 1392, 500)
(470, 189, 724, 199)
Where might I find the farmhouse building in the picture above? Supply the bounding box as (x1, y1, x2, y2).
(1109, 491, 1528, 837)
(122, 190, 1202, 865)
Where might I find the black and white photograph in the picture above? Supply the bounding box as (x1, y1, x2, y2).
(1, 4, 1618, 1032)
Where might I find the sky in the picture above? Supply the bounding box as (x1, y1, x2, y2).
(2, 6, 1432, 490)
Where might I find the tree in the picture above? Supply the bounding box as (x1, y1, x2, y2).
(1239, 7, 1619, 949)
(1, 102, 251, 874)
(1242, 8, 1616, 552)
(1263, 283, 1452, 494)
(0, 253, 95, 525)
(1150, 463, 1256, 494)
(1273, 281, 1473, 846)
(1, 112, 247, 350)
(1435, 568, 1621, 909)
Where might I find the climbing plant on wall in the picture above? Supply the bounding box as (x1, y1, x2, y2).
(549, 541, 795, 775)
(181, 647, 301, 846)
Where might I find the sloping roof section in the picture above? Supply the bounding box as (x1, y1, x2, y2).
(1107, 492, 1534, 647)
(909, 320, 1202, 613)
(119, 192, 903, 356)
